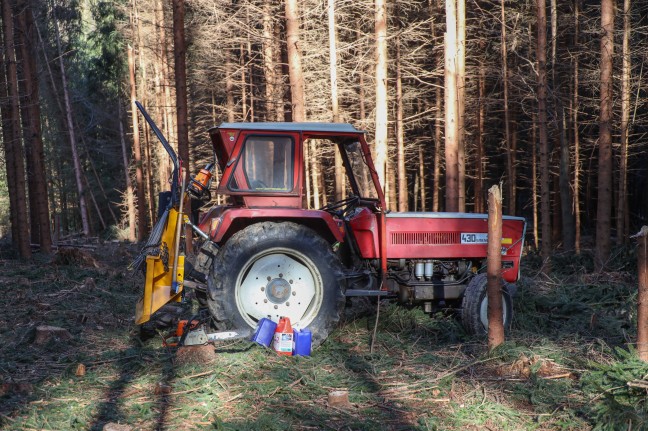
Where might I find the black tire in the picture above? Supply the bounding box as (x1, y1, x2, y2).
(460, 273, 513, 335)
(207, 222, 345, 347)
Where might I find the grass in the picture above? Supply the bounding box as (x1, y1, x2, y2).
(1, 244, 647, 430)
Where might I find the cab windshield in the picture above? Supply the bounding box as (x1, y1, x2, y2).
(343, 141, 378, 200)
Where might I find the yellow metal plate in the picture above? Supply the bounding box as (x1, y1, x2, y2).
(135, 208, 185, 324)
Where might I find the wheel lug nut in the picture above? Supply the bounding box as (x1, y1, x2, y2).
(274, 305, 278, 309)
(264, 299, 268, 303)
(267, 276, 271, 281)
(261, 287, 265, 291)
(286, 302, 290, 306)
(289, 280, 293, 284)
(279, 273, 283, 278)
(292, 291, 296, 296)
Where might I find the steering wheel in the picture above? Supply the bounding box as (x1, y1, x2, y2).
(320, 195, 360, 216)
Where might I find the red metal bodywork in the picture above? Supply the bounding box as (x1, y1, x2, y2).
(207, 122, 526, 287)
(198, 207, 345, 244)
(347, 208, 525, 282)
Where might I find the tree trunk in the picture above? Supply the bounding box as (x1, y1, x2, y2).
(1, 0, 31, 258)
(285, 0, 310, 206)
(16, 1, 51, 253)
(119, 104, 136, 242)
(433, 85, 442, 212)
(475, 55, 486, 214)
(128, 45, 147, 241)
(487, 184, 504, 350)
(133, 0, 154, 228)
(172, 0, 190, 169)
(617, 0, 631, 245)
(636, 227, 648, 362)
(172, 0, 192, 253)
(395, 8, 407, 212)
(573, 0, 581, 254)
(457, 0, 466, 212)
(532, 113, 539, 249)
(444, 0, 459, 212)
(328, 0, 344, 202)
(262, 0, 276, 121)
(155, 0, 173, 191)
(419, 144, 426, 212)
(374, 0, 388, 189)
(536, 0, 551, 269)
(285, 0, 305, 122)
(501, 0, 514, 215)
(53, 9, 90, 236)
(225, 50, 235, 122)
(596, 0, 614, 271)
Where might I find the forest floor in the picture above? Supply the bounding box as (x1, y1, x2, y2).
(0, 241, 646, 431)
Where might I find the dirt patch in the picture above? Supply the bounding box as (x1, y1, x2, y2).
(174, 345, 217, 366)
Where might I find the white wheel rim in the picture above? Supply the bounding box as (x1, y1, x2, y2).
(479, 293, 509, 330)
(235, 247, 323, 328)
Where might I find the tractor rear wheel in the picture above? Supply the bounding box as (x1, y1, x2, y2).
(460, 273, 513, 335)
(207, 222, 345, 347)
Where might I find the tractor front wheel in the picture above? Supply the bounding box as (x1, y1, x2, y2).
(460, 273, 513, 335)
(207, 222, 345, 347)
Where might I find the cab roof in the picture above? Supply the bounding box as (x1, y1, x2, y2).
(209, 122, 365, 134)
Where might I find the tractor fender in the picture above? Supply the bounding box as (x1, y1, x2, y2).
(203, 207, 346, 245)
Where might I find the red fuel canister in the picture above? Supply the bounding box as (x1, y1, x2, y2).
(272, 317, 294, 356)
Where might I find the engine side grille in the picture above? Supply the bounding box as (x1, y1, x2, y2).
(390, 232, 460, 245)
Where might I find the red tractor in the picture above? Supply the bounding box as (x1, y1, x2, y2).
(133, 104, 526, 346)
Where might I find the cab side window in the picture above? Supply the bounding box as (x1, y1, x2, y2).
(228, 136, 294, 192)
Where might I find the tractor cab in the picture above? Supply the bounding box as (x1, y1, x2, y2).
(207, 123, 385, 212)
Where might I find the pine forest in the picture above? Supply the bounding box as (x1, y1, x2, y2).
(3, 0, 648, 429)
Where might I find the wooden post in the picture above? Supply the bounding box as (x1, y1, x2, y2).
(634, 226, 648, 361)
(487, 184, 505, 350)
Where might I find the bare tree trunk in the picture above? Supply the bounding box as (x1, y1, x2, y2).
(536, 0, 551, 269)
(596, 0, 614, 271)
(262, 0, 276, 121)
(475, 55, 486, 214)
(53, 9, 90, 236)
(444, 0, 459, 212)
(573, 0, 581, 254)
(119, 104, 136, 242)
(487, 184, 504, 350)
(457, 0, 466, 212)
(433, 86, 442, 212)
(395, 8, 407, 212)
(156, 0, 173, 190)
(549, 0, 575, 252)
(419, 144, 426, 211)
(501, 0, 514, 215)
(285, 0, 305, 122)
(173, 0, 190, 168)
(1, 0, 31, 257)
(617, 0, 631, 245)
(225, 50, 235, 122)
(374, 0, 388, 189)
(240, 42, 248, 120)
(172, 0, 193, 254)
(16, 1, 51, 253)
(128, 45, 147, 241)
(328, 0, 344, 201)
(285, 0, 311, 207)
(636, 227, 648, 362)
(132, 0, 154, 228)
(532, 113, 539, 249)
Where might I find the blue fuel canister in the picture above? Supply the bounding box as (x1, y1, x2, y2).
(293, 328, 312, 356)
(251, 318, 277, 347)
